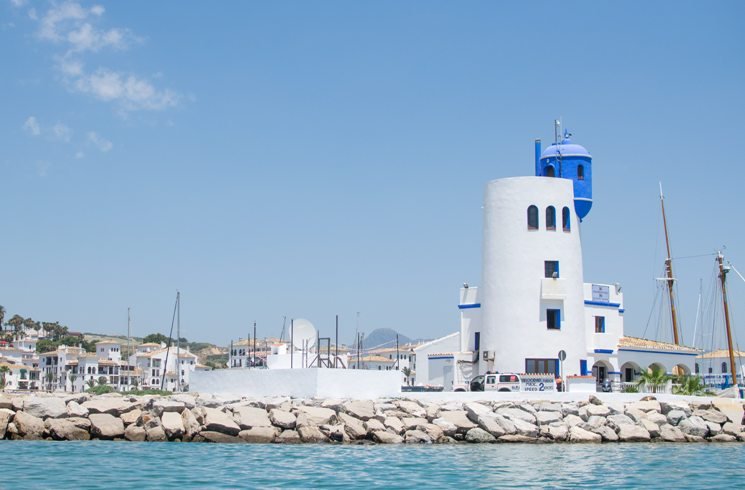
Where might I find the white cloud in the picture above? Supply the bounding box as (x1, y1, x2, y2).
(74, 151, 85, 159)
(52, 122, 72, 142)
(87, 131, 112, 152)
(31, 1, 179, 113)
(10, 0, 27, 8)
(22, 116, 41, 136)
(74, 69, 179, 110)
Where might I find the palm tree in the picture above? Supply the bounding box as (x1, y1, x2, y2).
(0, 366, 10, 390)
(23, 317, 37, 334)
(7, 315, 24, 336)
(401, 367, 412, 386)
(0, 306, 5, 333)
(69, 373, 78, 393)
(673, 375, 707, 396)
(44, 371, 54, 392)
(636, 365, 670, 393)
(86, 378, 96, 390)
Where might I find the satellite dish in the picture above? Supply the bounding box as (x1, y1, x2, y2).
(291, 319, 316, 350)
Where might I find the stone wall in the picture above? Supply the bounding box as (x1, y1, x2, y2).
(0, 393, 743, 444)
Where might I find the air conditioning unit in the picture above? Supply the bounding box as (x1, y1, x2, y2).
(483, 350, 494, 361)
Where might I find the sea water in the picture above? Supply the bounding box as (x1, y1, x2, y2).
(1, 441, 743, 489)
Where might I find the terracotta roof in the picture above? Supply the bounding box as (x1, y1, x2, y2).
(618, 336, 700, 354)
(95, 340, 120, 345)
(697, 349, 745, 359)
(350, 355, 395, 363)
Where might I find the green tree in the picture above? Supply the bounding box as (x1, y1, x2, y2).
(636, 365, 670, 393)
(673, 375, 707, 396)
(97, 376, 108, 386)
(401, 367, 412, 385)
(0, 366, 10, 390)
(44, 371, 54, 392)
(0, 306, 5, 333)
(6, 315, 24, 335)
(86, 378, 96, 389)
(69, 373, 78, 393)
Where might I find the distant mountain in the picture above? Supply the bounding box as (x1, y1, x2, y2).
(353, 328, 411, 349)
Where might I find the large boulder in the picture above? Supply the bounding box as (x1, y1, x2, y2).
(124, 424, 146, 442)
(401, 417, 428, 430)
(202, 407, 241, 435)
(464, 402, 493, 423)
(627, 400, 661, 413)
(618, 424, 651, 442)
(710, 434, 737, 442)
(568, 426, 601, 443)
(640, 418, 661, 438)
(82, 398, 136, 417)
(46, 419, 90, 441)
(89, 413, 125, 439)
(584, 404, 611, 418)
(67, 401, 89, 418)
(404, 429, 432, 443)
(606, 414, 635, 431)
(659, 424, 686, 442)
(24, 397, 68, 419)
(419, 423, 444, 442)
(14, 411, 46, 439)
(296, 406, 336, 427)
(693, 409, 727, 425)
(383, 416, 405, 434)
(120, 409, 142, 426)
(396, 400, 426, 418)
(666, 410, 687, 426)
(497, 407, 536, 424)
(153, 400, 185, 416)
(432, 417, 458, 437)
(233, 406, 272, 429)
(465, 427, 496, 443)
(197, 431, 243, 443)
(712, 399, 744, 424)
(593, 425, 619, 442)
(146, 425, 168, 442)
(276, 429, 301, 443)
(240, 426, 278, 443)
(297, 425, 328, 443)
(0, 410, 12, 439)
(546, 424, 569, 441)
(364, 418, 386, 432)
(343, 400, 375, 421)
(534, 411, 561, 425)
(679, 416, 709, 437)
(372, 430, 403, 444)
(181, 408, 201, 437)
(563, 414, 584, 428)
(162, 411, 185, 439)
(437, 411, 477, 432)
(336, 412, 366, 439)
(477, 415, 507, 438)
(511, 419, 539, 438)
(0, 396, 14, 410)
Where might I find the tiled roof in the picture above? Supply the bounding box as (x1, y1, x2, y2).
(349, 355, 395, 363)
(697, 349, 745, 359)
(618, 336, 700, 354)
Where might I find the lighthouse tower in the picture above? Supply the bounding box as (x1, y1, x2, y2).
(477, 128, 592, 378)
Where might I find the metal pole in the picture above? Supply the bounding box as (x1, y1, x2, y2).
(335, 315, 339, 369)
(659, 184, 680, 344)
(253, 321, 257, 368)
(718, 253, 739, 392)
(290, 319, 294, 369)
(396, 334, 399, 370)
(176, 291, 180, 392)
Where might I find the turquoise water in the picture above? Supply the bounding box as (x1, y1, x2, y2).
(1, 441, 743, 489)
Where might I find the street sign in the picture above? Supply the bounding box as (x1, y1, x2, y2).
(558, 350, 566, 361)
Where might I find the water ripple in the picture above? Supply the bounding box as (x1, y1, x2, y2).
(1, 441, 743, 489)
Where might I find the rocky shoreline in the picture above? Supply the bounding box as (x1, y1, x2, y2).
(0, 393, 743, 444)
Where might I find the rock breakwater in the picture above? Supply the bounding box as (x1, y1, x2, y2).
(0, 393, 743, 444)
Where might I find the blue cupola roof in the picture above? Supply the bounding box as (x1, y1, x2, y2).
(540, 138, 591, 159)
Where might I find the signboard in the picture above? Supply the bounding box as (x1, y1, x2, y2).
(521, 375, 557, 392)
(558, 350, 566, 361)
(591, 284, 610, 302)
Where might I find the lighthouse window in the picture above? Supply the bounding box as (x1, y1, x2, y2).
(546, 206, 556, 230)
(527, 205, 539, 230)
(577, 165, 585, 180)
(562, 207, 571, 232)
(544, 165, 556, 177)
(547, 309, 561, 329)
(594, 316, 606, 333)
(544, 260, 559, 278)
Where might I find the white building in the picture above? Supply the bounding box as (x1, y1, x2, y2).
(415, 129, 698, 391)
(696, 349, 745, 390)
(129, 342, 199, 391)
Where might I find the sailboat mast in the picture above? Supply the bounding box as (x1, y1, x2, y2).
(176, 291, 181, 392)
(717, 253, 739, 392)
(659, 184, 680, 344)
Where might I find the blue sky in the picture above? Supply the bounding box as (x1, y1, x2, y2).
(1, 1, 744, 349)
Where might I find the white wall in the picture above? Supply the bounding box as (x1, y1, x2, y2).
(481, 177, 586, 376)
(190, 368, 401, 399)
(413, 332, 459, 386)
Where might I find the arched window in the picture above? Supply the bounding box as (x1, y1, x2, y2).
(562, 207, 571, 231)
(722, 362, 728, 373)
(527, 205, 539, 230)
(546, 206, 556, 230)
(544, 165, 555, 177)
(577, 164, 585, 181)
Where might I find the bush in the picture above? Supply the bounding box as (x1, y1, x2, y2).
(622, 384, 639, 393)
(87, 385, 114, 395)
(126, 389, 172, 396)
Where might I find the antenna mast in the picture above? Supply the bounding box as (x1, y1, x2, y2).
(659, 183, 680, 344)
(717, 252, 739, 394)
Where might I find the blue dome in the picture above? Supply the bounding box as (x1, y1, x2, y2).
(540, 140, 591, 159)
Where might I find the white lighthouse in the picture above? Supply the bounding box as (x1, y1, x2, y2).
(480, 176, 586, 377)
